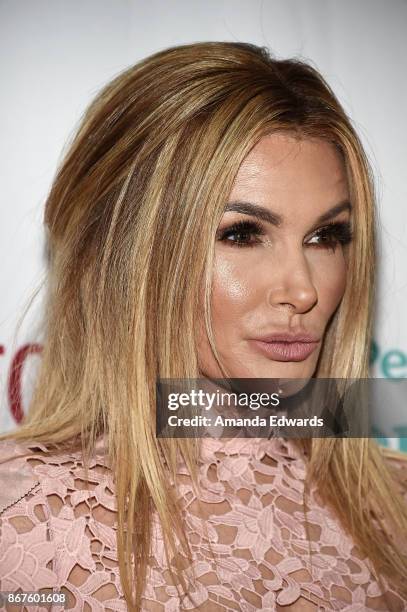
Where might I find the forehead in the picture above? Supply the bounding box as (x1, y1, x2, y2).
(230, 133, 349, 210)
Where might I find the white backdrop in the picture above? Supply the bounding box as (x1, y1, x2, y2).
(1, 0, 406, 448)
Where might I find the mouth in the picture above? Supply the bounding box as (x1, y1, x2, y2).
(249, 339, 320, 362)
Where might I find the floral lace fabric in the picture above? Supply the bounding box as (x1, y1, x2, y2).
(0, 436, 406, 611)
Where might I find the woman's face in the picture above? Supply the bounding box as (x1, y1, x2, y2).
(198, 133, 352, 379)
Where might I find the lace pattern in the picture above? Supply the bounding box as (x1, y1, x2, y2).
(0, 436, 406, 611)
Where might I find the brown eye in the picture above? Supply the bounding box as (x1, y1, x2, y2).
(306, 221, 353, 252)
(217, 220, 265, 248)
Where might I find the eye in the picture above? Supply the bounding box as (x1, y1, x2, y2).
(306, 221, 353, 252)
(217, 219, 265, 248)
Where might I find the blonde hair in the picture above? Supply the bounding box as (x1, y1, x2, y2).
(1, 41, 407, 609)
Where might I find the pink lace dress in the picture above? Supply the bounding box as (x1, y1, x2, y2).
(0, 435, 406, 611)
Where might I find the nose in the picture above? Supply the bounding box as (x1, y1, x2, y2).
(266, 249, 318, 314)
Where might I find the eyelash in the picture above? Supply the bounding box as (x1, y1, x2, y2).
(217, 219, 353, 251)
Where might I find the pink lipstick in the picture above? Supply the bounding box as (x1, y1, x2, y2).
(249, 333, 320, 362)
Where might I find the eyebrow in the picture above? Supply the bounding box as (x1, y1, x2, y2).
(224, 200, 352, 226)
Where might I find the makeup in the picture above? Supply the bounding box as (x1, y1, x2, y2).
(249, 338, 320, 362)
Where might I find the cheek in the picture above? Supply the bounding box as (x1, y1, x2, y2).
(309, 250, 348, 315)
(211, 255, 257, 323)
(196, 254, 254, 376)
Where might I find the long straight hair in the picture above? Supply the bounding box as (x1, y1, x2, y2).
(1, 41, 407, 609)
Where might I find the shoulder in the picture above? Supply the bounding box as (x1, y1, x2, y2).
(0, 436, 116, 519)
(0, 436, 112, 512)
(0, 439, 61, 592)
(0, 438, 43, 514)
(0, 436, 117, 591)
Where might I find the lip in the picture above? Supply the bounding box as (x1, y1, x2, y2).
(249, 333, 320, 362)
(254, 332, 320, 343)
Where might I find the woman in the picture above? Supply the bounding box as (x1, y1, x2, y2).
(0, 41, 406, 611)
